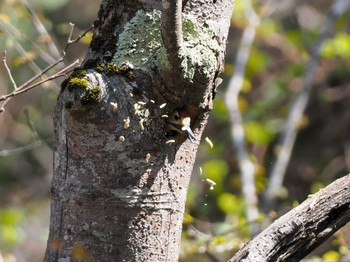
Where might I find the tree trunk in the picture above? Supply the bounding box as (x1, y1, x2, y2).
(43, 1, 234, 261)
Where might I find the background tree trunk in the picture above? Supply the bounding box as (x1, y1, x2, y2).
(43, 1, 234, 261)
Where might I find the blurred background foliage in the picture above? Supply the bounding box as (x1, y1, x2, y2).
(0, 0, 349, 261)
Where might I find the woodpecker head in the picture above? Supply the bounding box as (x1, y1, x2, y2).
(166, 110, 196, 142)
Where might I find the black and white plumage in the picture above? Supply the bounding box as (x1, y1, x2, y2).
(166, 110, 196, 142)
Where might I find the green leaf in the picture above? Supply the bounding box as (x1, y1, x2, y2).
(0, 208, 24, 226)
(322, 250, 340, 260)
(0, 226, 24, 246)
(321, 32, 350, 58)
(0, 208, 25, 248)
(212, 98, 229, 122)
(246, 48, 269, 77)
(217, 193, 243, 215)
(244, 121, 275, 145)
(202, 159, 228, 186)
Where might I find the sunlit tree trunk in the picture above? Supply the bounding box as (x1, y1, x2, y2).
(43, 1, 234, 261)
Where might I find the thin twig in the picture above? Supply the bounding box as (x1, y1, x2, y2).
(225, 0, 260, 236)
(0, 56, 65, 112)
(0, 108, 46, 156)
(0, 136, 53, 157)
(67, 23, 76, 44)
(0, 59, 79, 102)
(0, 141, 42, 157)
(19, 57, 64, 90)
(263, 0, 350, 210)
(3, 51, 18, 90)
(0, 20, 91, 113)
(15, 23, 91, 91)
(64, 24, 93, 52)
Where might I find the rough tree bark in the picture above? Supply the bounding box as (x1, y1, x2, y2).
(230, 174, 350, 262)
(43, 1, 234, 261)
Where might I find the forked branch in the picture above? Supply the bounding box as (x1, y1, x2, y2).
(0, 24, 92, 113)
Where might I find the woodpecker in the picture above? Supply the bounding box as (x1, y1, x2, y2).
(166, 110, 196, 142)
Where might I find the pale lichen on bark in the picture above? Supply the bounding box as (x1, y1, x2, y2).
(112, 9, 222, 81)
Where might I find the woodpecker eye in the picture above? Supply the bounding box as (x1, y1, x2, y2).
(174, 112, 180, 121)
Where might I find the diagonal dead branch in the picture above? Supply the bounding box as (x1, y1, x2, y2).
(230, 173, 350, 262)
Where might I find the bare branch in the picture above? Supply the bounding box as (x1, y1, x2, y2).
(0, 59, 79, 103)
(64, 24, 93, 52)
(67, 23, 76, 44)
(230, 173, 350, 262)
(0, 141, 42, 157)
(16, 23, 91, 91)
(0, 20, 91, 113)
(0, 56, 66, 113)
(3, 51, 18, 90)
(19, 57, 65, 90)
(225, 0, 260, 235)
(161, 0, 183, 78)
(0, 109, 49, 157)
(264, 0, 350, 209)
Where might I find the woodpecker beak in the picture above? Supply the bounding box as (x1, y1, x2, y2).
(182, 126, 196, 142)
(166, 112, 197, 143)
(180, 117, 196, 142)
